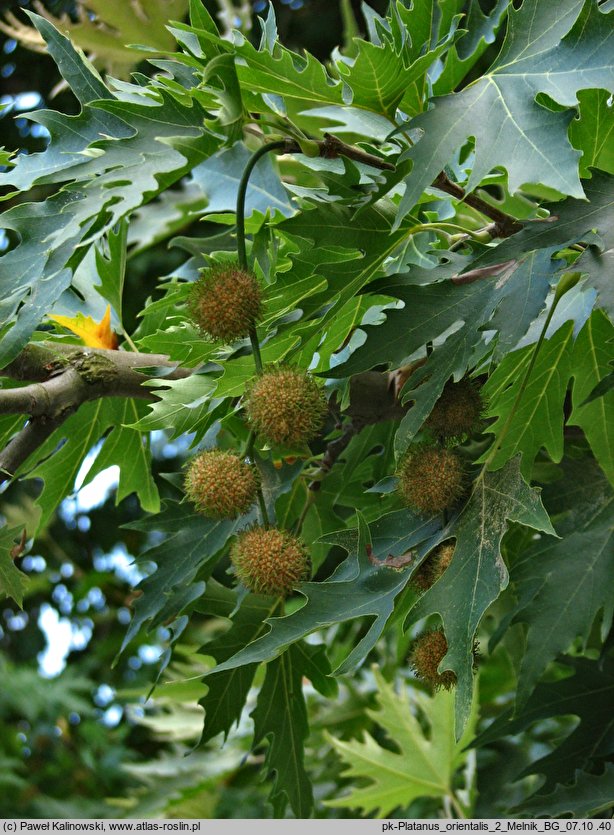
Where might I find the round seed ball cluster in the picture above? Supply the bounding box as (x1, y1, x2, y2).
(411, 542, 455, 592)
(184, 450, 259, 519)
(398, 445, 464, 515)
(411, 628, 456, 690)
(188, 262, 262, 342)
(230, 526, 311, 597)
(426, 378, 483, 439)
(245, 367, 327, 447)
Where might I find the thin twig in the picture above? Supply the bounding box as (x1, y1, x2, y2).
(0, 413, 72, 484)
(432, 172, 522, 238)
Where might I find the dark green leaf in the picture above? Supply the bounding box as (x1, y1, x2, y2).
(510, 456, 613, 704)
(473, 655, 614, 789)
(199, 587, 279, 745)
(569, 311, 614, 485)
(409, 458, 555, 734)
(481, 323, 575, 478)
(515, 765, 614, 818)
(251, 643, 319, 817)
(121, 501, 256, 652)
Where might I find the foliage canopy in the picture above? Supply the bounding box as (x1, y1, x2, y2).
(0, 0, 613, 819)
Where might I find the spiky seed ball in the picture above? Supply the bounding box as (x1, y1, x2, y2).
(245, 367, 327, 447)
(411, 628, 456, 690)
(411, 542, 455, 592)
(230, 527, 311, 596)
(398, 445, 464, 515)
(426, 378, 483, 439)
(188, 262, 262, 342)
(184, 450, 259, 519)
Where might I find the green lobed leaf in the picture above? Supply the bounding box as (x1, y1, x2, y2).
(121, 501, 257, 652)
(336, 1, 458, 119)
(0, 193, 80, 369)
(0, 15, 129, 193)
(481, 323, 575, 478)
(251, 642, 329, 817)
(131, 375, 219, 443)
(473, 655, 614, 789)
(570, 89, 614, 178)
(94, 219, 129, 324)
(509, 456, 614, 704)
(460, 172, 614, 321)
(433, 0, 509, 96)
(326, 669, 476, 817)
(84, 399, 160, 513)
(408, 457, 556, 735)
(327, 270, 496, 377)
(278, 199, 418, 360)
(16, 398, 159, 531)
(569, 310, 614, 485)
(328, 263, 549, 455)
(0, 525, 30, 608)
(234, 30, 343, 117)
(514, 765, 614, 818)
(395, 0, 614, 226)
(198, 583, 279, 746)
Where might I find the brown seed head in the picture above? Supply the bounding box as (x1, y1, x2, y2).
(188, 262, 262, 342)
(184, 449, 259, 519)
(411, 542, 455, 592)
(411, 628, 456, 690)
(230, 527, 311, 596)
(426, 378, 483, 439)
(245, 367, 327, 447)
(398, 445, 464, 515)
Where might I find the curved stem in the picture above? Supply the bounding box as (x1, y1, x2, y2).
(236, 140, 287, 272)
(294, 485, 316, 535)
(256, 488, 270, 529)
(409, 221, 490, 241)
(249, 327, 264, 374)
(449, 792, 467, 819)
(243, 430, 256, 460)
(236, 140, 287, 381)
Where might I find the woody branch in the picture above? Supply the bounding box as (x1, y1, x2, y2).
(0, 342, 192, 483)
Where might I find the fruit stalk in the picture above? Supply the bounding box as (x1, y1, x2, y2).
(235, 141, 287, 376)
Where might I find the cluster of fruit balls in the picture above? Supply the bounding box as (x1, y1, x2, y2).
(184, 263, 326, 598)
(183, 261, 484, 689)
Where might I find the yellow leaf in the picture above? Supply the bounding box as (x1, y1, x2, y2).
(48, 305, 118, 349)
